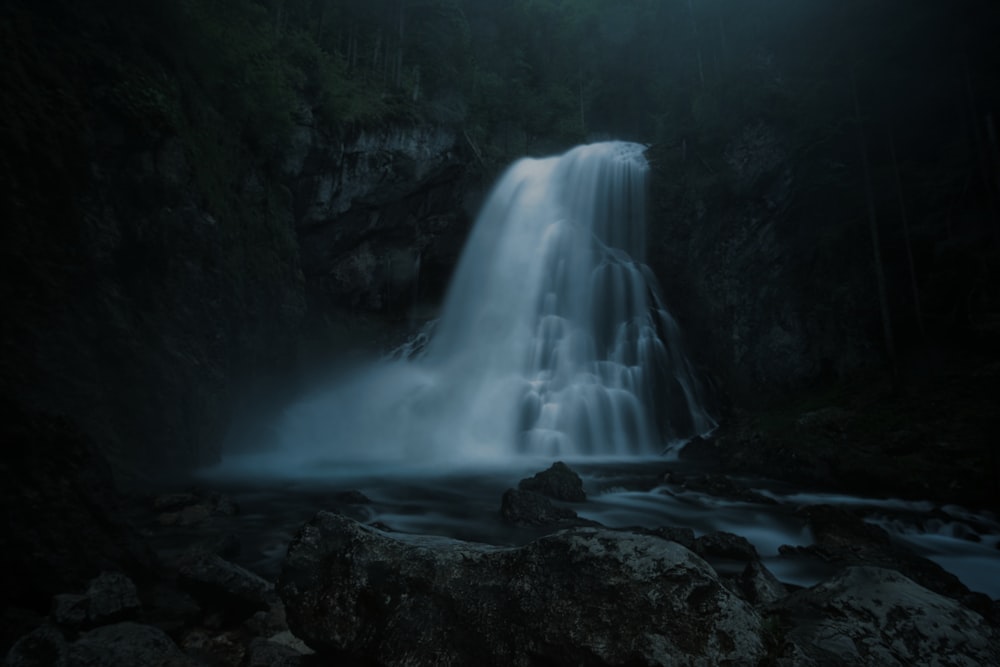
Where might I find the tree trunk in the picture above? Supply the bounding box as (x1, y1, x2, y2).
(349, 24, 358, 71)
(964, 60, 1000, 244)
(852, 70, 897, 389)
(316, 1, 326, 44)
(274, 0, 285, 39)
(718, 18, 728, 71)
(395, 0, 406, 88)
(888, 123, 926, 344)
(687, 0, 704, 87)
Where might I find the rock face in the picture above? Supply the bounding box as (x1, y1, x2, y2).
(176, 552, 275, 616)
(498, 488, 592, 527)
(1, 9, 471, 479)
(517, 461, 587, 501)
(51, 572, 141, 629)
(278, 511, 765, 666)
(779, 505, 994, 618)
(778, 567, 1000, 667)
(67, 622, 199, 667)
(288, 118, 471, 319)
(647, 127, 879, 404)
(2, 18, 306, 475)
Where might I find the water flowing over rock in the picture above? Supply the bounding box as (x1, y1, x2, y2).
(425, 141, 714, 455)
(278, 512, 765, 666)
(273, 142, 714, 466)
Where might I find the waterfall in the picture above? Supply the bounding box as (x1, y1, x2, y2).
(275, 142, 714, 465)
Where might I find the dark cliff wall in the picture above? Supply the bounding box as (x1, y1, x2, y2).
(647, 128, 880, 405)
(0, 4, 470, 478)
(1, 7, 304, 475)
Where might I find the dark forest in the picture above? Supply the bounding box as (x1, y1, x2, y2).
(2, 1, 1000, 665)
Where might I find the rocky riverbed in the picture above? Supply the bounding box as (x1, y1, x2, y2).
(6, 455, 1000, 666)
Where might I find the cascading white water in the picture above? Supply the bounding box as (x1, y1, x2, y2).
(272, 141, 714, 466)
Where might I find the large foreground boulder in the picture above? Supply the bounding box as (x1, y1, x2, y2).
(68, 622, 199, 667)
(278, 512, 765, 666)
(777, 567, 1000, 666)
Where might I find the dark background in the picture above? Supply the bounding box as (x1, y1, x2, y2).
(2, 0, 999, 637)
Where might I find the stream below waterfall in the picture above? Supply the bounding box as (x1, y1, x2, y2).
(158, 141, 999, 608)
(152, 454, 1000, 602)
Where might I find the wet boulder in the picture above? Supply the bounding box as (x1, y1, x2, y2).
(4, 625, 69, 667)
(176, 552, 275, 616)
(84, 572, 141, 626)
(499, 488, 592, 527)
(245, 637, 305, 667)
(777, 567, 1000, 666)
(780, 504, 994, 618)
(51, 571, 140, 629)
(67, 622, 199, 667)
(695, 531, 760, 561)
(665, 472, 778, 505)
(517, 461, 586, 501)
(739, 561, 787, 606)
(278, 511, 765, 666)
(645, 525, 697, 551)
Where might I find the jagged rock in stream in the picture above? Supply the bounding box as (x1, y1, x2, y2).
(499, 488, 597, 527)
(278, 511, 766, 666)
(695, 531, 760, 561)
(779, 505, 997, 619)
(740, 561, 788, 606)
(775, 567, 1000, 666)
(517, 461, 587, 501)
(662, 471, 778, 505)
(688, 532, 787, 608)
